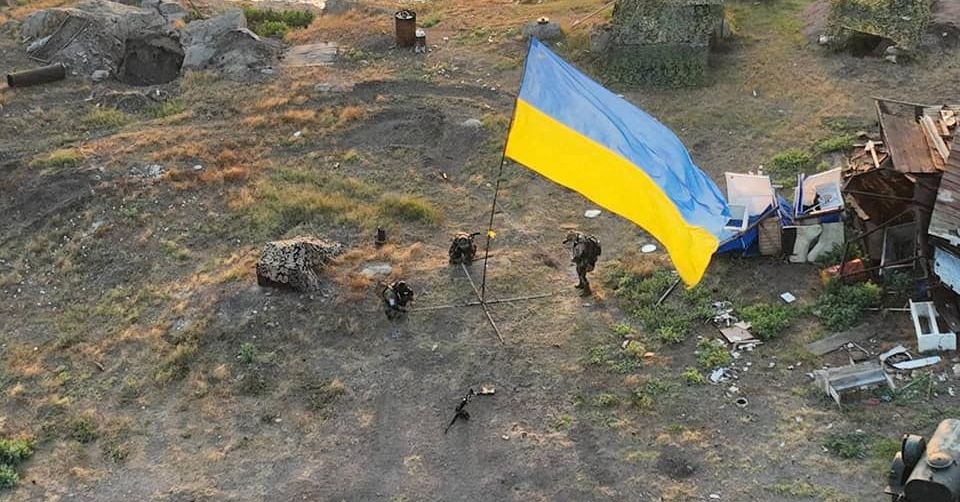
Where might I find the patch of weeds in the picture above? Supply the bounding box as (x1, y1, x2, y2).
(148, 100, 187, 119)
(159, 239, 190, 261)
(632, 378, 677, 409)
(739, 303, 793, 340)
(655, 325, 686, 344)
(101, 438, 129, 464)
(238, 342, 257, 364)
(238, 368, 271, 396)
(0, 463, 18, 489)
(154, 341, 198, 385)
(609, 267, 713, 345)
(82, 108, 129, 129)
(815, 133, 856, 154)
(610, 322, 633, 337)
(243, 7, 314, 38)
(55, 332, 84, 349)
(696, 338, 731, 370)
(304, 378, 346, 416)
(68, 416, 98, 443)
(552, 414, 573, 430)
(681, 367, 706, 385)
(814, 281, 881, 331)
(377, 194, 442, 225)
(769, 149, 814, 184)
(29, 148, 84, 169)
(0, 439, 33, 466)
(594, 393, 621, 408)
(880, 270, 915, 300)
(814, 241, 863, 266)
(822, 431, 898, 467)
(420, 12, 441, 28)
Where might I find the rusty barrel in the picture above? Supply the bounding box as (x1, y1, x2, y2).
(395, 10, 416, 47)
(7, 63, 66, 88)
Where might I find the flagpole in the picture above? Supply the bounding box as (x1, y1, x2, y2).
(478, 38, 535, 302)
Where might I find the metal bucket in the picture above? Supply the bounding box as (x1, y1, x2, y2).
(395, 10, 416, 47)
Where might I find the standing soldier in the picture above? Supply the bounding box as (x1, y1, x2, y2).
(448, 232, 481, 265)
(563, 231, 602, 295)
(381, 280, 414, 319)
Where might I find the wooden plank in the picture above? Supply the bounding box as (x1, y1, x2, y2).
(921, 115, 950, 162)
(806, 324, 878, 356)
(877, 99, 940, 173)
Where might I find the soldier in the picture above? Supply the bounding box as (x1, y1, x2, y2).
(563, 231, 602, 295)
(448, 232, 481, 265)
(381, 280, 414, 320)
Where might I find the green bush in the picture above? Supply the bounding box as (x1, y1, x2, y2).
(815, 134, 856, 153)
(69, 417, 98, 444)
(740, 303, 793, 341)
(696, 338, 731, 369)
(239, 342, 257, 364)
(815, 241, 863, 266)
(0, 464, 17, 490)
(594, 393, 621, 408)
(610, 323, 633, 337)
(243, 7, 315, 38)
(770, 149, 814, 180)
(814, 281, 882, 331)
(681, 367, 706, 385)
(148, 100, 187, 119)
(0, 439, 33, 466)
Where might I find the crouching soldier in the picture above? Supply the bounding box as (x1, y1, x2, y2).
(449, 232, 481, 265)
(563, 231, 602, 296)
(381, 280, 414, 320)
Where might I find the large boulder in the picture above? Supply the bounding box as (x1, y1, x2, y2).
(181, 9, 281, 74)
(256, 237, 343, 292)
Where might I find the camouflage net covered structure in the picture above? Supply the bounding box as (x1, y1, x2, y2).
(594, 0, 725, 87)
(256, 237, 343, 292)
(827, 0, 933, 51)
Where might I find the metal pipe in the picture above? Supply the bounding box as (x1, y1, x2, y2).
(7, 63, 66, 88)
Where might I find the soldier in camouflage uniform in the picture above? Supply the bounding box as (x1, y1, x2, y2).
(381, 280, 414, 320)
(448, 232, 481, 265)
(563, 231, 602, 296)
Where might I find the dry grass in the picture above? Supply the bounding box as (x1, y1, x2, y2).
(330, 243, 427, 298)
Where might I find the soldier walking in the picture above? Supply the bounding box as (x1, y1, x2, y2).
(563, 231, 601, 296)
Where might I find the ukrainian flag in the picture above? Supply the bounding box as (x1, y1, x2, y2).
(505, 39, 731, 286)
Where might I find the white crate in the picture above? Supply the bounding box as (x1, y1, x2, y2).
(910, 300, 957, 353)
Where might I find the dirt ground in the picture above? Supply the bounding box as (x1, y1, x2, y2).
(2, 0, 960, 501)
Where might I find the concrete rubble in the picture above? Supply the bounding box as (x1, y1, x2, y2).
(18, 0, 281, 85)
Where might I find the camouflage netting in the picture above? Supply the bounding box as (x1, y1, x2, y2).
(256, 237, 343, 292)
(827, 0, 933, 51)
(595, 0, 725, 87)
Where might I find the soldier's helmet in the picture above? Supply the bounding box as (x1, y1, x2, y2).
(562, 231, 582, 244)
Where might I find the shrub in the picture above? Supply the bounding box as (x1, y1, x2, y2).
(681, 367, 707, 385)
(239, 342, 257, 364)
(769, 149, 814, 183)
(243, 7, 314, 38)
(69, 417, 98, 443)
(814, 281, 882, 331)
(148, 100, 187, 118)
(816, 134, 856, 153)
(305, 378, 346, 414)
(631, 378, 676, 408)
(29, 148, 83, 169)
(594, 393, 621, 408)
(0, 439, 33, 466)
(0, 464, 17, 490)
(656, 325, 686, 344)
(696, 338, 731, 369)
(823, 431, 870, 459)
(82, 108, 129, 129)
(254, 20, 289, 38)
(610, 323, 633, 337)
(815, 241, 862, 266)
(740, 303, 793, 341)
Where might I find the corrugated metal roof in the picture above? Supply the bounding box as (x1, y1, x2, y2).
(877, 99, 944, 174)
(929, 137, 960, 245)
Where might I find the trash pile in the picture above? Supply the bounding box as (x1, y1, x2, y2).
(17, 0, 283, 85)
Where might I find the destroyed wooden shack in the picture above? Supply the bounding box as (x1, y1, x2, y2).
(592, 0, 727, 87)
(928, 137, 960, 332)
(840, 98, 958, 280)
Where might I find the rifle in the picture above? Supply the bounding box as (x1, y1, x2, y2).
(443, 389, 476, 434)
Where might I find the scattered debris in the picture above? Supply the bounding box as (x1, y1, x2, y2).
(813, 360, 895, 407)
(584, 209, 602, 218)
(478, 386, 495, 395)
(892, 355, 943, 371)
(719, 324, 760, 349)
(640, 244, 657, 253)
(256, 237, 343, 292)
(780, 292, 796, 303)
(709, 367, 735, 384)
(806, 323, 877, 356)
(734, 397, 748, 408)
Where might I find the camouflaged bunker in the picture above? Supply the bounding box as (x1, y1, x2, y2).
(593, 0, 727, 87)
